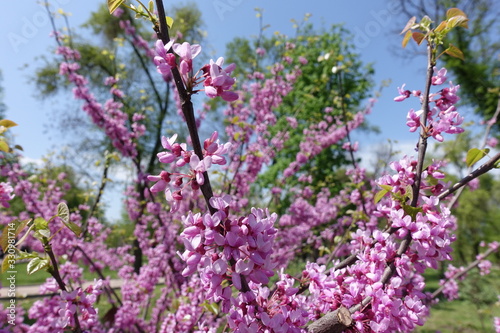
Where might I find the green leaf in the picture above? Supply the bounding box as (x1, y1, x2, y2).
(15, 223, 35, 247)
(446, 15, 469, 29)
(107, 0, 125, 14)
(14, 144, 23, 151)
(466, 148, 489, 167)
(435, 20, 448, 32)
(166, 16, 174, 29)
(379, 184, 393, 192)
(444, 44, 464, 61)
(34, 217, 49, 230)
(57, 202, 70, 224)
(0, 140, 9, 152)
(148, 0, 154, 13)
(37, 229, 51, 239)
(0, 119, 18, 128)
(374, 189, 389, 204)
(446, 8, 467, 20)
(16, 251, 39, 261)
(200, 300, 219, 315)
(63, 221, 82, 237)
(27, 257, 50, 275)
(402, 204, 422, 220)
(402, 30, 412, 48)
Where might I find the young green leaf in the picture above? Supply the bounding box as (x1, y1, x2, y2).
(200, 300, 219, 315)
(374, 188, 389, 204)
(379, 184, 393, 192)
(34, 217, 49, 230)
(446, 15, 469, 29)
(27, 257, 50, 275)
(444, 44, 464, 60)
(402, 30, 412, 48)
(15, 223, 35, 247)
(402, 204, 422, 220)
(166, 16, 174, 28)
(63, 221, 82, 237)
(435, 20, 448, 32)
(446, 8, 467, 20)
(465, 148, 489, 167)
(0, 140, 9, 152)
(57, 202, 70, 224)
(107, 0, 125, 14)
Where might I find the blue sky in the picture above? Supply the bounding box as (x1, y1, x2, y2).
(0, 0, 487, 220)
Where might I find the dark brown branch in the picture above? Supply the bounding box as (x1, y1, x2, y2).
(154, 0, 215, 214)
(438, 151, 500, 201)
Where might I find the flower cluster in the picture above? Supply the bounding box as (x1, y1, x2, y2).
(178, 196, 277, 310)
(56, 45, 143, 158)
(154, 40, 238, 101)
(148, 131, 231, 211)
(58, 280, 103, 329)
(0, 181, 14, 208)
(395, 67, 464, 141)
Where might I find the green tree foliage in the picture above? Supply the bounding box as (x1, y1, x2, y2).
(394, 0, 500, 133)
(225, 18, 374, 214)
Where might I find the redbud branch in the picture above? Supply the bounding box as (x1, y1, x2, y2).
(429, 245, 499, 300)
(45, 242, 83, 333)
(411, 41, 435, 207)
(82, 156, 110, 236)
(154, 0, 252, 295)
(154, 0, 216, 215)
(438, 151, 500, 201)
(74, 245, 123, 306)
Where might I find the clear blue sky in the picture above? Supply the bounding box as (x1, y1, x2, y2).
(0, 0, 484, 219)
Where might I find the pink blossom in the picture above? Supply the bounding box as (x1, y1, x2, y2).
(0, 182, 14, 208)
(431, 67, 447, 85)
(487, 137, 498, 148)
(394, 84, 411, 102)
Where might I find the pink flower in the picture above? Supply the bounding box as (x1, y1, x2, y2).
(487, 137, 498, 148)
(394, 84, 411, 102)
(0, 182, 15, 208)
(153, 39, 176, 76)
(172, 42, 202, 74)
(189, 155, 212, 185)
(147, 171, 171, 193)
(203, 57, 238, 102)
(431, 67, 447, 85)
(256, 47, 266, 56)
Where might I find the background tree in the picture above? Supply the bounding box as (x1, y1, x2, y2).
(224, 13, 375, 217)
